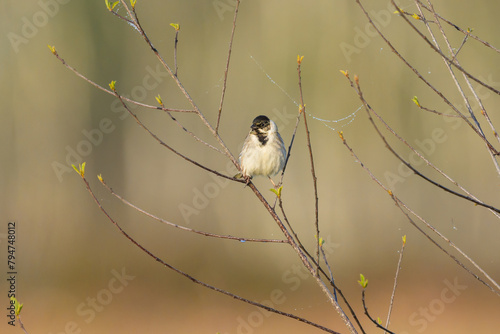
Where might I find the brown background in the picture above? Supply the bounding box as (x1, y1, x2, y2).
(2, 0, 500, 333)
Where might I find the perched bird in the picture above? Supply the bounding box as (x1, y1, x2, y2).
(239, 115, 286, 186)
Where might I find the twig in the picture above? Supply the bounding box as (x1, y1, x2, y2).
(320, 245, 337, 302)
(416, 0, 500, 54)
(79, 174, 340, 334)
(275, 105, 303, 190)
(216, 0, 240, 134)
(173, 27, 179, 77)
(414, 2, 485, 138)
(414, 104, 467, 118)
(339, 132, 500, 295)
(353, 0, 499, 155)
(343, 74, 500, 291)
(417, 0, 500, 175)
(49, 50, 194, 113)
(116, 0, 241, 170)
(343, 73, 500, 218)
(361, 289, 396, 334)
(297, 57, 321, 277)
(246, 181, 358, 333)
(385, 236, 406, 332)
(278, 196, 366, 334)
(390, 0, 500, 98)
(112, 88, 244, 183)
(99, 177, 287, 243)
(16, 316, 29, 334)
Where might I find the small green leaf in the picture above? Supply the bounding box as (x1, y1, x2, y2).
(109, 80, 116, 91)
(10, 297, 23, 317)
(130, 0, 137, 9)
(270, 185, 282, 198)
(71, 162, 86, 178)
(393, 6, 403, 14)
(170, 23, 180, 31)
(47, 45, 57, 55)
(105, 0, 119, 11)
(358, 274, 368, 288)
(155, 94, 163, 106)
(402, 234, 407, 245)
(411, 96, 421, 107)
(377, 317, 382, 325)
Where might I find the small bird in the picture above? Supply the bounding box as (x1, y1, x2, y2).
(239, 115, 286, 187)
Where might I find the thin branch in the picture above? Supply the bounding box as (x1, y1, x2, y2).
(50, 51, 226, 157)
(49, 51, 194, 113)
(384, 237, 406, 333)
(16, 315, 29, 334)
(173, 28, 179, 77)
(278, 196, 366, 334)
(415, 2, 485, 139)
(320, 245, 336, 301)
(99, 177, 288, 243)
(277, 107, 303, 184)
(216, 0, 240, 134)
(339, 133, 500, 295)
(414, 103, 467, 117)
(361, 290, 396, 334)
(79, 174, 341, 334)
(416, 0, 500, 54)
(106, 5, 135, 25)
(116, 0, 241, 170)
(112, 89, 244, 183)
(343, 73, 500, 219)
(246, 181, 358, 333)
(418, 0, 500, 175)
(391, 0, 500, 98)
(157, 99, 225, 155)
(353, 0, 499, 155)
(297, 58, 321, 276)
(343, 74, 500, 290)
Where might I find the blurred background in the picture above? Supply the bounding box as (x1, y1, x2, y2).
(2, 0, 500, 333)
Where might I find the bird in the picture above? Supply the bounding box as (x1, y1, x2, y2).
(238, 115, 286, 187)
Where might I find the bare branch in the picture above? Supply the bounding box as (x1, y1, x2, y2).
(339, 132, 500, 295)
(353, 0, 499, 155)
(297, 59, 321, 276)
(391, 0, 500, 97)
(216, 0, 241, 134)
(384, 236, 406, 333)
(100, 177, 287, 243)
(112, 89, 244, 183)
(80, 174, 341, 334)
(50, 51, 194, 113)
(417, 0, 500, 175)
(343, 73, 500, 219)
(416, 0, 500, 54)
(361, 289, 396, 334)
